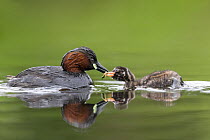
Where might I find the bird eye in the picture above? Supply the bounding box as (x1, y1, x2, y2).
(89, 57, 96, 63)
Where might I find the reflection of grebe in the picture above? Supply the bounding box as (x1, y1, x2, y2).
(104, 66, 184, 89)
(62, 100, 107, 128)
(60, 88, 108, 129)
(16, 88, 108, 129)
(7, 47, 108, 88)
(102, 90, 135, 110)
(16, 88, 91, 108)
(141, 92, 181, 106)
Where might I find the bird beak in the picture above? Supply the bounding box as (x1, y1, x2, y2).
(102, 72, 115, 78)
(93, 62, 108, 73)
(103, 97, 115, 102)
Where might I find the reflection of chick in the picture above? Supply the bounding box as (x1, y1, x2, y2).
(62, 101, 107, 129)
(141, 92, 181, 106)
(102, 90, 135, 110)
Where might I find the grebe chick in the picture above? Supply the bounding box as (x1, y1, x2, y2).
(104, 66, 184, 89)
(7, 47, 108, 88)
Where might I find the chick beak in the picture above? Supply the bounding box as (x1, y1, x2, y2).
(93, 62, 108, 73)
(103, 98, 115, 102)
(102, 72, 115, 78)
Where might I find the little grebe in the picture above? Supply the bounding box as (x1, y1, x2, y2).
(103, 66, 184, 89)
(7, 47, 108, 88)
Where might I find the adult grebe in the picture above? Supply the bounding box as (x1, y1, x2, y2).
(7, 47, 108, 88)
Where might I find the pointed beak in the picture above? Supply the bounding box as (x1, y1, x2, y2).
(93, 62, 108, 73)
(103, 98, 115, 102)
(102, 72, 115, 78)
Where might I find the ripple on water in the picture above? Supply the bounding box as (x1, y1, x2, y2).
(1, 81, 210, 95)
(96, 80, 210, 93)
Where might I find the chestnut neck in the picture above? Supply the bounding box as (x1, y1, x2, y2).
(62, 51, 91, 73)
(63, 103, 93, 123)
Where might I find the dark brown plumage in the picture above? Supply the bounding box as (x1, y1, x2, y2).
(105, 66, 184, 89)
(7, 47, 108, 88)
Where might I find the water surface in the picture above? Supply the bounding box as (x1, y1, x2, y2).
(1, 80, 210, 140)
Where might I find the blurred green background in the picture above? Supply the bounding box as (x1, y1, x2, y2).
(1, 1, 210, 140)
(1, 0, 210, 81)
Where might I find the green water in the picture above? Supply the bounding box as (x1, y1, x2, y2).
(0, 89, 210, 140)
(1, 0, 210, 140)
